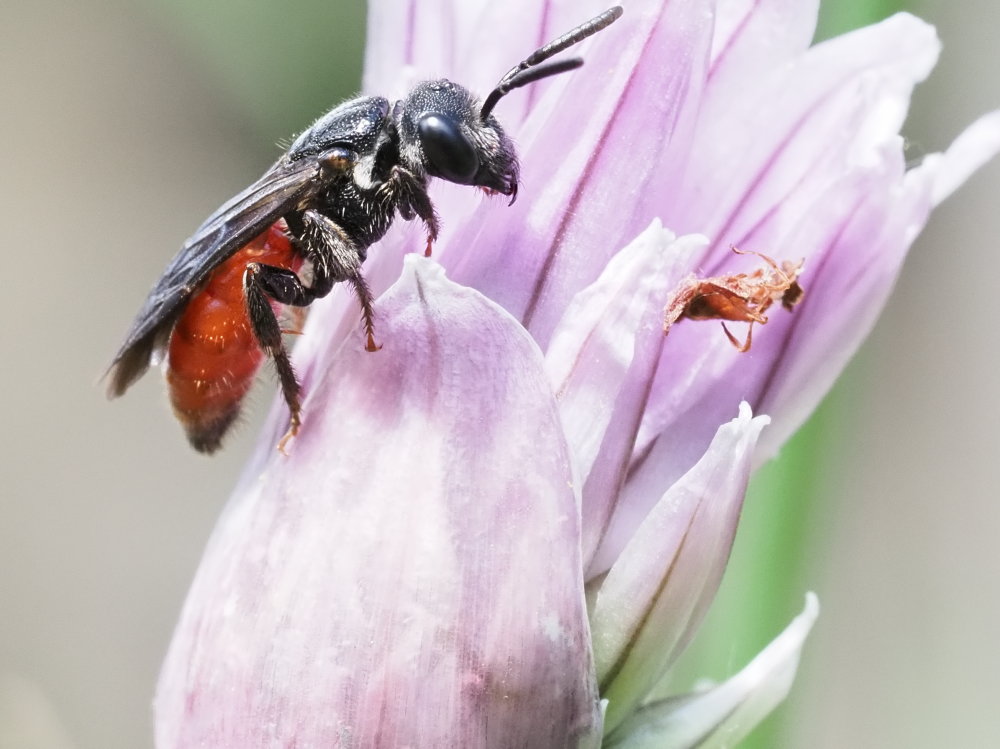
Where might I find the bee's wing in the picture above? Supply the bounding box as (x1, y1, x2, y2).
(106, 157, 322, 397)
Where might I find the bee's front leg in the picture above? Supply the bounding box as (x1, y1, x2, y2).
(244, 210, 377, 451)
(386, 166, 439, 256)
(298, 210, 379, 352)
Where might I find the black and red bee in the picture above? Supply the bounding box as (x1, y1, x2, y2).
(107, 6, 623, 453)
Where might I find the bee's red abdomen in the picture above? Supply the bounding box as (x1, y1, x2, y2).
(166, 222, 301, 453)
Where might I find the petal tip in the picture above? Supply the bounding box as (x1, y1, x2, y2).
(886, 11, 942, 66)
(930, 109, 1000, 206)
(801, 591, 820, 623)
(401, 252, 446, 283)
(735, 401, 771, 430)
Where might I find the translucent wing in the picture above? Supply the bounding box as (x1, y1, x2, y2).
(106, 157, 322, 397)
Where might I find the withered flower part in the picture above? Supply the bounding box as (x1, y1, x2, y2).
(664, 248, 805, 352)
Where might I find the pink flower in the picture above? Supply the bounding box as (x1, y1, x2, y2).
(154, 1, 1000, 746)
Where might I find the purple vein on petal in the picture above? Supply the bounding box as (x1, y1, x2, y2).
(574, 238, 708, 571)
(519, 0, 712, 342)
(748, 197, 862, 410)
(545, 224, 706, 568)
(749, 178, 927, 457)
(518, 30, 656, 333)
(701, 88, 884, 275)
(698, 86, 880, 271)
(707, 0, 759, 79)
(708, 0, 819, 83)
(667, 13, 938, 262)
(591, 404, 768, 733)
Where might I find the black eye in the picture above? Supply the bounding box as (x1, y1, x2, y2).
(417, 114, 479, 183)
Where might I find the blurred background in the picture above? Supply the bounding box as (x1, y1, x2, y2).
(0, 1, 996, 747)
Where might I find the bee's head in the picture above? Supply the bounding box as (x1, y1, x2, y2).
(393, 7, 622, 205)
(395, 79, 519, 202)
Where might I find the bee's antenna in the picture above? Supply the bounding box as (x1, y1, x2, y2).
(480, 6, 624, 120)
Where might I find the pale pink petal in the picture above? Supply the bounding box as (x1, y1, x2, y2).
(664, 13, 939, 240)
(604, 594, 819, 749)
(589, 404, 769, 733)
(365, 1, 535, 102)
(929, 109, 1000, 205)
(156, 258, 600, 748)
(709, 0, 819, 83)
(545, 223, 705, 566)
(754, 111, 1000, 457)
(446, 1, 615, 129)
(361, 0, 415, 95)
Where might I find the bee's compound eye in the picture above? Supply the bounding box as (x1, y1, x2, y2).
(417, 114, 479, 184)
(321, 147, 355, 174)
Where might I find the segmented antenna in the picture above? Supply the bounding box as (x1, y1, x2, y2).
(480, 6, 624, 120)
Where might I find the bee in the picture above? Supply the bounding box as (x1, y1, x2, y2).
(107, 7, 623, 453)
